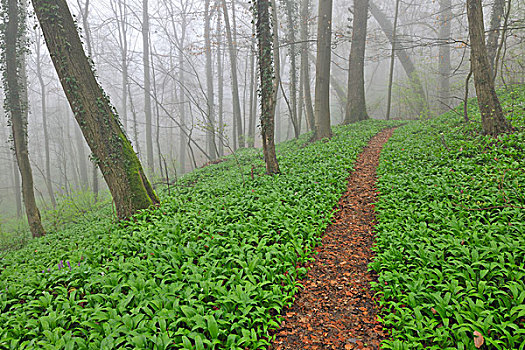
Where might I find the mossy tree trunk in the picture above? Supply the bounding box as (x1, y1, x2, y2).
(466, 0, 511, 135)
(438, 0, 452, 113)
(3, 0, 46, 237)
(255, 0, 280, 175)
(31, 0, 159, 219)
(344, 0, 370, 124)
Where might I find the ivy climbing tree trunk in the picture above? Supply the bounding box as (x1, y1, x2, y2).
(343, 0, 369, 124)
(255, 0, 280, 174)
(31, 0, 159, 219)
(466, 0, 511, 135)
(486, 0, 505, 70)
(313, 0, 333, 140)
(3, 0, 46, 237)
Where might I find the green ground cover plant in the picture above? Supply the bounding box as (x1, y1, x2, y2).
(372, 85, 525, 349)
(0, 120, 401, 349)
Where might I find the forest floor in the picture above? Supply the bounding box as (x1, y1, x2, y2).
(270, 128, 395, 350)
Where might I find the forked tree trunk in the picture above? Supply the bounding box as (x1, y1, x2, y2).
(344, 0, 369, 124)
(4, 0, 46, 237)
(466, 0, 511, 135)
(31, 0, 159, 219)
(255, 0, 280, 174)
(284, 0, 299, 138)
(313, 0, 333, 140)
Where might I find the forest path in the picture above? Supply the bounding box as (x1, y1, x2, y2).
(270, 128, 396, 350)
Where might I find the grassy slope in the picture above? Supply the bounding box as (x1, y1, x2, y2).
(373, 86, 525, 349)
(0, 120, 401, 349)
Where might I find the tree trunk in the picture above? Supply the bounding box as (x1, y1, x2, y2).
(284, 0, 299, 138)
(216, 4, 225, 156)
(256, 0, 280, 174)
(248, 36, 256, 148)
(35, 33, 56, 207)
(486, 0, 505, 70)
(385, 0, 400, 121)
(369, 1, 428, 116)
(300, 0, 314, 132)
(11, 154, 22, 218)
(142, 0, 154, 173)
(204, 0, 217, 159)
(222, 0, 244, 148)
(313, 0, 333, 140)
(31, 0, 159, 219)
(466, 0, 511, 135)
(4, 0, 46, 237)
(438, 0, 452, 112)
(344, 0, 370, 124)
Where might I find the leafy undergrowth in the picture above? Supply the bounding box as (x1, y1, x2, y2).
(372, 85, 525, 349)
(0, 120, 401, 349)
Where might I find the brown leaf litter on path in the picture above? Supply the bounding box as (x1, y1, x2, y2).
(270, 128, 396, 350)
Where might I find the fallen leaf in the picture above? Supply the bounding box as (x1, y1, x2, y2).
(473, 331, 484, 348)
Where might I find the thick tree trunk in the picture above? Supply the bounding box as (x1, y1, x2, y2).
(4, 0, 46, 237)
(438, 0, 452, 112)
(344, 0, 370, 124)
(487, 0, 505, 70)
(313, 0, 333, 140)
(369, 1, 428, 116)
(466, 0, 511, 135)
(204, 0, 217, 159)
(142, 0, 154, 173)
(256, 0, 280, 174)
(31, 0, 159, 219)
(300, 0, 315, 132)
(222, 0, 244, 148)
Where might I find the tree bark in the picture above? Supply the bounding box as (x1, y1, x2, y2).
(300, 0, 315, 132)
(204, 0, 217, 159)
(344, 0, 370, 124)
(11, 154, 22, 218)
(217, 3, 225, 156)
(385, 0, 400, 121)
(4, 0, 46, 237)
(31, 0, 159, 219)
(256, 0, 280, 174)
(313, 0, 333, 140)
(142, 0, 154, 173)
(438, 0, 452, 112)
(35, 33, 56, 207)
(487, 0, 505, 70)
(222, 0, 244, 148)
(369, 1, 429, 116)
(284, 0, 300, 138)
(466, 0, 511, 135)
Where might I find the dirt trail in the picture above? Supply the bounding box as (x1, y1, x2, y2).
(270, 128, 395, 350)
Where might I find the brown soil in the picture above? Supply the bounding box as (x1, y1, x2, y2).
(269, 128, 396, 350)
